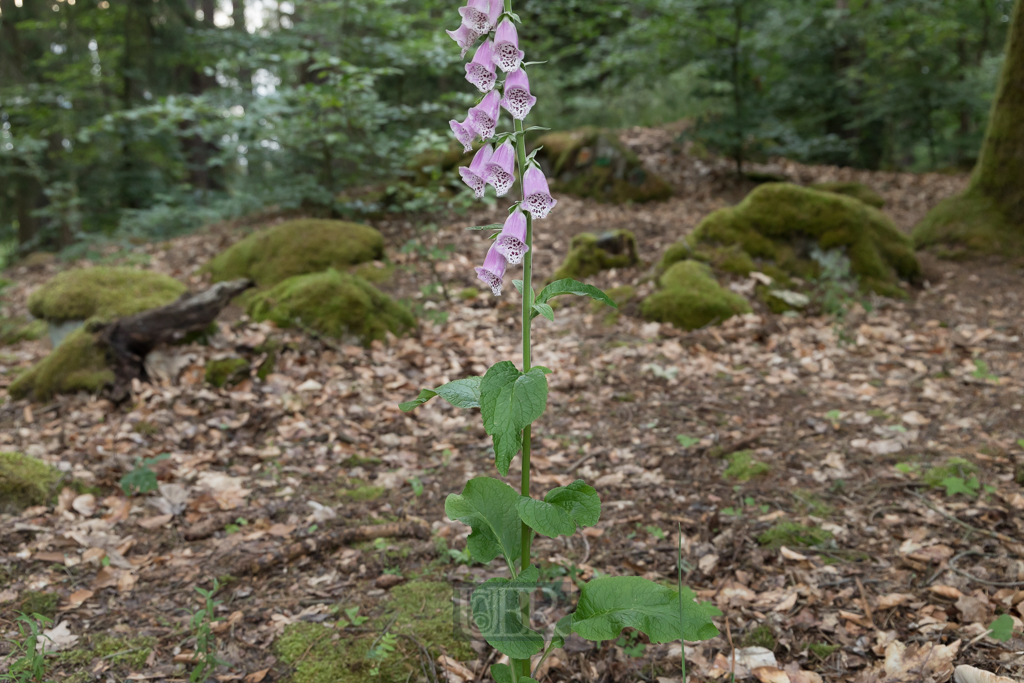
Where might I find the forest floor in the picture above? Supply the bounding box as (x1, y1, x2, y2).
(2, 124, 1024, 683)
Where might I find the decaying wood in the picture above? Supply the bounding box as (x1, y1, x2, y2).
(224, 520, 432, 576)
(96, 278, 253, 399)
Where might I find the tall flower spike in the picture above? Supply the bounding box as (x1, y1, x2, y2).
(522, 165, 558, 219)
(459, 0, 500, 34)
(494, 208, 530, 265)
(492, 19, 525, 73)
(449, 116, 477, 153)
(465, 40, 497, 93)
(501, 69, 537, 120)
(475, 244, 507, 296)
(458, 144, 494, 198)
(468, 90, 501, 141)
(446, 24, 481, 58)
(484, 140, 516, 196)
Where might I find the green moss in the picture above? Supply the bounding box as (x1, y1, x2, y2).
(344, 485, 386, 502)
(757, 522, 833, 549)
(203, 219, 385, 287)
(913, 190, 1021, 256)
(551, 230, 640, 281)
(28, 267, 186, 322)
(247, 270, 414, 346)
(276, 581, 471, 683)
(459, 287, 480, 301)
(641, 260, 751, 330)
(0, 452, 61, 513)
(741, 625, 776, 651)
(350, 261, 395, 284)
(808, 642, 840, 659)
(684, 183, 920, 295)
(58, 635, 154, 671)
(810, 182, 885, 208)
(532, 127, 673, 203)
(922, 457, 979, 489)
(205, 357, 250, 387)
(19, 591, 60, 619)
(0, 316, 47, 345)
(722, 450, 771, 481)
(8, 327, 114, 402)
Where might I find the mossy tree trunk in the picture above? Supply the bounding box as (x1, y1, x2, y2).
(914, 0, 1024, 254)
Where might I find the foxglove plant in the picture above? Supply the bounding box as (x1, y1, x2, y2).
(405, 3, 721, 681)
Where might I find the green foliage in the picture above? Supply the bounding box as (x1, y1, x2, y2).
(550, 231, 640, 282)
(516, 480, 601, 537)
(189, 580, 226, 683)
(444, 477, 522, 570)
(989, 614, 1015, 642)
(119, 454, 169, 496)
(0, 452, 61, 513)
(972, 359, 999, 381)
(0, 317, 47, 346)
(808, 642, 840, 659)
(399, 377, 482, 412)
(480, 362, 549, 475)
(8, 327, 114, 402)
(203, 220, 385, 288)
(757, 522, 833, 549)
(676, 435, 701, 448)
(18, 592, 60, 620)
(722, 451, 771, 481)
(205, 358, 250, 388)
(939, 476, 981, 498)
(366, 632, 399, 677)
(28, 267, 186, 322)
(472, 567, 546, 658)
(534, 278, 619, 316)
(922, 458, 979, 490)
(615, 631, 647, 658)
(641, 260, 751, 330)
(0, 615, 52, 683)
(247, 270, 415, 346)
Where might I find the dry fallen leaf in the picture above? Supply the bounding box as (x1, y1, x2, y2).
(40, 621, 79, 653)
(953, 665, 1017, 683)
(929, 585, 965, 600)
(65, 589, 94, 609)
(780, 546, 807, 561)
(72, 494, 97, 517)
(855, 639, 960, 683)
(753, 667, 791, 683)
(877, 593, 915, 609)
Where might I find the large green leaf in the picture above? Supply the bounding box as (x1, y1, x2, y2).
(533, 278, 617, 318)
(399, 377, 482, 412)
(516, 480, 601, 538)
(472, 566, 545, 659)
(490, 665, 537, 683)
(444, 477, 522, 567)
(571, 577, 720, 644)
(479, 361, 549, 475)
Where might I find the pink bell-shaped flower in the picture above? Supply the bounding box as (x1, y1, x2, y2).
(500, 69, 537, 120)
(492, 19, 525, 73)
(459, 0, 501, 34)
(449, 115, 478, 153)
(475, 244, 508, 296)
(494, 208, 529, 265)
(468, 90, 501, 141)
(446, 24, 482, 58)
(465, 40, 497, 93)
(522, 166, 558, 219)
(459, 145, 494, 198)
(484, 140, 516, 196)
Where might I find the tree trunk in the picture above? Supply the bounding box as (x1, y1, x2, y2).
(913, 0, 1024, 255)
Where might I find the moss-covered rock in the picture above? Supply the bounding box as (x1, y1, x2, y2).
(551, 230, 640, 281)
(8, 327, 113, 402)
(247, 270, 415, 345)
(532, 127, 673, 203)
(671, 183, 919, 297)
(810, 182, 885, 208)
(641, 260, 751, 330)
(913, 191, 1020, 257)
(0, 316, 47, 345)
(203, 219, 385, 288)
(205, 357, 250, 387)
(28, 267, 186, 322)
(0, 452, 61, 513)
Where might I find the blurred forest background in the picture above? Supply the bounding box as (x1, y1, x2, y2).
(0, 0, 1015, 258)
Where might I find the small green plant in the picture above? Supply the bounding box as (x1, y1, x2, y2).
(723, 451, 770, 481)
(722, 496, 770, 517)
(741, 624, 776, 651)
(615, 631, 646, 658)
(808, 642, 839, 659)
(408, 476, 424, 497)
(119, 453, 169, 496)
(971, 359, 998, 381)
(923, 457, 978, 492)
(341, 607, 369, 627)
(188, 580, 226, 682)
(0, 614, 52, 683)
(811, 247, 857, 317)
(940, 476, 980, 497)
(366, 630, 399, 676)
(676, 434, 701, 448)
(645, 525, 666, 540)
(988, 614, 1015, 642)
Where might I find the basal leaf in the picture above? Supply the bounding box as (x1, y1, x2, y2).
(571, 577, 720, 644)
(399, 377, 481, 412)
(490, 664, 513, 683)
(445, 477, 522, 568)
(516, 480, 600, 538)
(480, 361, 549, 476)
(472, 566, 544, 659)
(535, 278, 617, 309)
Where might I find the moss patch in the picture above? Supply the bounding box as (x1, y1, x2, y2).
(741, 625, 776, 651)
(551, 231, 639, 281)
(205, 357, 250, 387)
(343, 485, 386, 502)
(18, 591, 60, 619)
(0, 452, 61, 513)
(641, 260, 751, 330)
(722, 450, 771, 481)
(676, 183, 920, 296)
(808, 642, 840, 659)
(203, 219, 385, 288)
(757, 522, 833, 549)
(459, 287, 480, 301)
(912, 190, 1021, 257)
(810, 182, 885, 208)
(276, 581, 471, 683)
(532, 127, 673, 203)
(57, 635, 155, 677)
(247, 270, 414, 345)
(8, 327, 114, 402)
(0, 316, 47, 345)
(28, 267, 185, 322)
